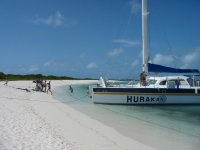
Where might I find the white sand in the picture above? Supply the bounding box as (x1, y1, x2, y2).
(0, 80, 156, 150)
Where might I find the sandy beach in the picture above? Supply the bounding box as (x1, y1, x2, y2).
(0, 80, 156, 150)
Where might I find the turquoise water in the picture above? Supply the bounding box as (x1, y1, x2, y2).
(53, 83, 200, 150)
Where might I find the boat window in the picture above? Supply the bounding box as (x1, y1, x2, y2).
(159, 80, 167, 85)
(180, 80, 188, 86)
(147, 80, 157, 85)
(186, 77, 200, 86)
(127, 80, 138, 85)
(167, 79, 188, 86)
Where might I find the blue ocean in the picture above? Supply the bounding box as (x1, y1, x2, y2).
(53, 83, 200, 150)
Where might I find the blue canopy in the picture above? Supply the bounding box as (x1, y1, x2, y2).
(148, 63, 200, 73)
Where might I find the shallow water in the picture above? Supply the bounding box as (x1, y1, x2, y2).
(53, 83, 200, 150)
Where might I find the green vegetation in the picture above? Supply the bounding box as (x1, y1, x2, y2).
(0, 72, 92, 81)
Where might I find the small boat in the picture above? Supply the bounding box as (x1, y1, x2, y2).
(91, 0, 200, 105)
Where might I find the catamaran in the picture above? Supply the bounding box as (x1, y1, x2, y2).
(91, 0, 200, 104)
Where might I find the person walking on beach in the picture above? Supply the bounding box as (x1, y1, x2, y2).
(4, 77, 8, 86)
(44, 80, 47, 92)
(47, 81, 52, 95)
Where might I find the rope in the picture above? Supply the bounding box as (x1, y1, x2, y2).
(154, 7, 198, 74)
(105, 8, 133, 78)
(172, 56, 200, 74)
(0, 92, 90, 104)
(156, 10, 177, 69)
(64, 89, 91, 104)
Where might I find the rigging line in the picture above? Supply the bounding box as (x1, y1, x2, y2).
(105, 7, 130, 78)
(156, 9, 177, 69)
(172, 57, 199, 74)
(121, 10, 133, 45)
(107, 12, 133, 77)
(157, 14, 173, 56)
(118, 12, 135, 73)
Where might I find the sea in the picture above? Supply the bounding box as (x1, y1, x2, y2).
(53, 82, 200, 150)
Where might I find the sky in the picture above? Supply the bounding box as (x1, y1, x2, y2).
(0, 0, 200, 79)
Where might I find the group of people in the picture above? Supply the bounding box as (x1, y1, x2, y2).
(2, 77, 53, 94)
(35, 80, 52, 95)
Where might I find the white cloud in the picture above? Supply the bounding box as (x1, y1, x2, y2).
(179, 49, 200, 68)
(182, 51, 199, 64)
(28, 65, 39, 72)
(87, 62, 97, 69)
(44, 62, 51, 67)
(124, 62, 128, 65)
(113, 39, 140, 47)
(65, 19, 77, 27)
(79, 53, 86, 59)
(107, 48, 123, 56)
(52, 61, 69, 67)
(20, 68, 26, 71)
(151, 48, 200, 69)
(138, 51, 142, 57)
(58, 63, 68, 67)
(33, 11, 76, 27)
(153, 54, 174, 66)
(18, 64, 26, 71)
(131, 60, 138, 67)
(129, 0, 141, 15)
(4, 69, 9, 72)
(44, 60, 69, 67)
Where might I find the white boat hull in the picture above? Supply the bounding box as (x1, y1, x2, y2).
(92, 88, 200, 104)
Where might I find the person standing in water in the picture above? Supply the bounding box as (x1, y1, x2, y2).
(69, 86, 73, 93)
(87, 87, 89, 94)
(47, 81, 52, 95)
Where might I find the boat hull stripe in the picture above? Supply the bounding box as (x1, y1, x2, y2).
(93, 88, 196, 94)
(93, 92, 200, 96)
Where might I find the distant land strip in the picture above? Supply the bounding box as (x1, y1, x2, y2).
(0, 72, 94, 81)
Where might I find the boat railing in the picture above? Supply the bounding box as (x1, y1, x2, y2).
(197, 81, 200, 86)
(107, 78, 138, 87)
(97, 77, 106, 88)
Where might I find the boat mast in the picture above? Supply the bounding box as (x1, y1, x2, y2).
(142, 0, 149, 73)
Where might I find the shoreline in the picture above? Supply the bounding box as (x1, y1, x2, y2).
(0, 80, 155, 150)
(53, 82, 200, 150)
